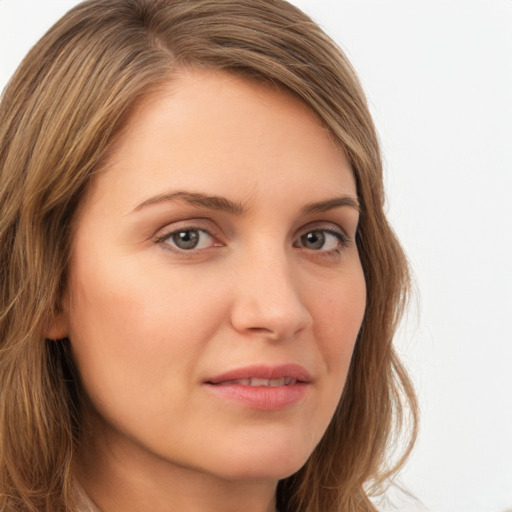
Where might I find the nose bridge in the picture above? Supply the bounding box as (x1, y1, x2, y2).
(230, 242, 312, 339)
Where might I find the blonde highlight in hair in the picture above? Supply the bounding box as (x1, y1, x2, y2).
(0, 1, 417, 511)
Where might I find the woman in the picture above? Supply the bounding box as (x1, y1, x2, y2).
(0, 0, 417, 511)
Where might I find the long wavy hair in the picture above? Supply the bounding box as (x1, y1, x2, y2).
(0, 1, 417, 511)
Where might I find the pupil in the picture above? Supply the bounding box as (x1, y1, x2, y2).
(303, 231, 325, 249)
(172, 230, 199, 250)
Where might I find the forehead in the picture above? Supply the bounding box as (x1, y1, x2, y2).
(84, 68, 355, 215)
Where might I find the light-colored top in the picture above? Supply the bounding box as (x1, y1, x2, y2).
(75, 485, 102, 512)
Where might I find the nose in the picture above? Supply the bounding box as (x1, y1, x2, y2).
(229, 252, 313, 341)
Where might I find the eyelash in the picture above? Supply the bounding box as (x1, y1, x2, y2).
(295, 228, 350, 252)
(155, 225, 220, 254)
(155, 224, 351, 256)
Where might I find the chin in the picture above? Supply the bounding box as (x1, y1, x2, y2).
(207, 444, 312, 482)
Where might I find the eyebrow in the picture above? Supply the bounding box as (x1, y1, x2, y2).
(133, 191, 246, 215)
(301, 196, 360, 215)
(132, 190, 360, 216)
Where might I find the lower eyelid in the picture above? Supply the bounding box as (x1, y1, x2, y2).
(154, 224, 351, 254)
(332, 231, 351, 246)
(156, 227, 217, 250)
(296, 229, 349, 248)
(321, 232, 347, 251)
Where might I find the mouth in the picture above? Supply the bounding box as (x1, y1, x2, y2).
(204, 364, 311, 411)
(213, 377, 299, 387)
(206, 363, 311, 386)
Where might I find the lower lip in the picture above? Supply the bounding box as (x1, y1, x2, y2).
(204, 383, 308, 411)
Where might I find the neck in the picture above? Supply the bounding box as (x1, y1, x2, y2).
(74, 416, 278, 512)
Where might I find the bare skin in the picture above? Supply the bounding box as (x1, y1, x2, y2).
(49, 69, 366, 512)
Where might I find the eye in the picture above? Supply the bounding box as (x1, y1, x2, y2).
(296, 229, 347, 252)
(160, 228, 216, 251)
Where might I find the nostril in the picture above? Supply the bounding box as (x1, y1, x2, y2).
(247, 325, 284, 341)
(229, 270, 313, 339)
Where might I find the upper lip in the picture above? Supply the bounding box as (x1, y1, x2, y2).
(205, 364, 312, 384)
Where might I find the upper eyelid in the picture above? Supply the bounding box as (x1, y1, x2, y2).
(295, 228, 350, 250)
(152, 218, 353, 246)
(295, 221, 351, 239)
(157, 226, 213, 239)
(155, 226, 221, 256)
(153, 218, 221, 238)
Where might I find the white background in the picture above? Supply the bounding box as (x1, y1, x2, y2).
(1, 1, 511, 511)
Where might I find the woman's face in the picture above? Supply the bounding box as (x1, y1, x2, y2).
(56, 69, 366, 482)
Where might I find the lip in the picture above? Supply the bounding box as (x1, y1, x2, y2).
(204, 364, 311, 411)
(206, 364, 312, 384)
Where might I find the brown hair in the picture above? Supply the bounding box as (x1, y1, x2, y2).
(0, 1, 417, 511)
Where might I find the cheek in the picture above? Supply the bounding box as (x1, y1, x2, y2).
(64, 256, 225, 411)
(312, 265, 366, 377)
(68, 248, 220, 343)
